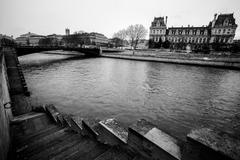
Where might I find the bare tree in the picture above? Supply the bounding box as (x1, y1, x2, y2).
(113, 29, 127, 40)
(126, 24, 147, 49)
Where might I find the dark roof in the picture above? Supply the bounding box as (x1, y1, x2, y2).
(215, 14, 236, 26)
(154, 17, 164, 20)
(168, 26, 208, 30)
(151, 17, 166, 27)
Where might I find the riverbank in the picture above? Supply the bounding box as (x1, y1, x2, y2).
(101, 50, 240, 69)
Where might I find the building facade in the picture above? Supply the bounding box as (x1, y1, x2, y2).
(149, 13, 238, 51)
(210, 14, 237, 44)
(89, 32, 108, 46)
(0, 34, 14, 47)
(63, 30, 108, 47)
(149, 17, 167, 42)
(15, 32, 45, 46)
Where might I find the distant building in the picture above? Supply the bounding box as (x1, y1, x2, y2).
(0, 34, 13, 40)
(88, 32, 108, 46)
(149, 16, 167, 42)
(0, 34, 15, 47)
(62, 30, 108, 47)
(47, 34, 63, 41)
(149, 13, 238, 51)
(209, 13, 237, 44)
(167, 26, 209, 45)
(15, 32, 45, 46)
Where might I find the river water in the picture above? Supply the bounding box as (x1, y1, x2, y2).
(19, 52, 240, 140)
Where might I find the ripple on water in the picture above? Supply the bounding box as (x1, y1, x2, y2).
(20, 53, 240, 140)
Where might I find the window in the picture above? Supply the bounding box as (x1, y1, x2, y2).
(224, 19, 229, 26)
(196, 30, 200, 35)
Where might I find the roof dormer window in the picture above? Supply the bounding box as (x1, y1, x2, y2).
(224, 19, 229, 26)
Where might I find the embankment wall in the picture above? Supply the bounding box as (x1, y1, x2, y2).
(0, 51, 11, 160)
(102, 54, 240, 70)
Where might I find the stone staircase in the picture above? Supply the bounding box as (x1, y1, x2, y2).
(10, 104, 240, 160)
(10, 107, 144, 160)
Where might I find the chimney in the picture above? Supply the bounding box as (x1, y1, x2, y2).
(165, 16, 168, 26)
(214, 13, 217, 20)
(212, 14, 218, 27)
(188, 25, 190, 27)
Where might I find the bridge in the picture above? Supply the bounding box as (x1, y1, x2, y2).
(14, 46, 102, 57)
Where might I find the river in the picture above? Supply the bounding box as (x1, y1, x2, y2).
(19, 52, 240, 140)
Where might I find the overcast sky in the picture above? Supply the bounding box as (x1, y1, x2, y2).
(1, 0, 240, 39)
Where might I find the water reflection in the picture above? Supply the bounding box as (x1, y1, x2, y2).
(19, 53, 240, 140)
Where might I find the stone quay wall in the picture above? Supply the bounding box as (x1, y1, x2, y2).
(0, 50, 11, 160)
(101, 51, 240, 70)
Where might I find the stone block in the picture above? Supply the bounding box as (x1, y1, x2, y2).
(81, 118, 99, 139)
(62, 114, 72, 128)
(56, 114, 66, 126)
(128, 119, 181, 160)
(69, 117, 82, 134)
(187, 128, 240, 160)
(44, 104, 60, 123)
(11, 112, 52, 136)
(98, 118, 128, 146)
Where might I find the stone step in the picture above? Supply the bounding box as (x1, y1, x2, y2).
(16, 127, 70, 154)
(69, 117, 82, 134)
(45, 104, 60, 123)
(11, 112, 54, 137)
(187, 128, 240, 160)
(11, 112, 46, 123)
(128, 119, 181, 160)
(27, 133, 85, 160)
(132, 155, 150, 160)
(82, 118, 100, 139)
(49, 137, 107, 160)
(48, 139, 94, 160)
(98, 118, 128, 146)
(94, 147, 133, 160)
(16, 130, 75, 159)
(66, 141, 109, 160)
(62, 114, 72, 128)
(14, 124, 61, 147)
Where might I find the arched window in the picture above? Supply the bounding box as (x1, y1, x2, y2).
(224, 19, 229, 26)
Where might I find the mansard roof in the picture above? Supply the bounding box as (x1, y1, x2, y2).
(215, 13, 236, 26)
(151, 16, 166, 27)
(154, 17, 164, 20)
(20, 32, 44, 37)
(168, 26, 208, 30)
